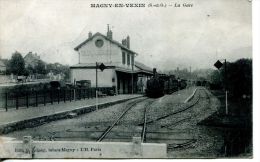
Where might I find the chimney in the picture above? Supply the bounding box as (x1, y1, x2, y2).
(126, 36, 130, 49)
(88, 32, 92, 38)
(153, 68, 157, 77)
(122, 39, 127, 46)
(107, 24, 113, 39)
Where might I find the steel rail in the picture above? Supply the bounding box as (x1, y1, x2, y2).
(167, 139, 197, 150)
(141, 105, 147, 143)
(141, 99, 156, 143)
(139, 89, 207, 126)
(96, 98, 147, 142)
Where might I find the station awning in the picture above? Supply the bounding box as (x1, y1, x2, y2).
(115, 67, 135, 74)
(115, 67, 153, 76)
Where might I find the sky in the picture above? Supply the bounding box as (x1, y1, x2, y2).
(0, 0, 252, 71)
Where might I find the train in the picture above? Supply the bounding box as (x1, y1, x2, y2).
(146, 69, 187, 98)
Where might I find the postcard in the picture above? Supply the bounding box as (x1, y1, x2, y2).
(0, 0, 253, 159)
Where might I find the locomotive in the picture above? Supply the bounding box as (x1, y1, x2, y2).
(146, 68, 187, 98)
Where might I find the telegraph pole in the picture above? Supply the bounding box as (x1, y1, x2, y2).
(95, 62, 106, 110)
(131, 58, 134, 94)
(214, 59, 228, 115)
(224, 59, 228, 115)
(96, 62, 98, 110)
(189, 66, 192, 87)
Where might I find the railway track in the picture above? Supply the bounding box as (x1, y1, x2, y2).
(139, 90, 201, 126)
(96, 98, 148, 142)
(161, 117, 192, 129)
(164, 88, 211, 150)
(141, 100, 156, 143)
(50, 136, 196, 141)
(33, 129, 196, 141)
(167, 139, 197, 150)
(95, 88, 209, 147)
(140, 88, 211, 127)
(19, 88, 212, 152)
(161, 89, 211, 130)
(141, 103, 148, 143)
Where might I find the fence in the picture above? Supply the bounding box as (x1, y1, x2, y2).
(0, 87, 115, 111)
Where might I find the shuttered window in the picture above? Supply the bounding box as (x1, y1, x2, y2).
(131, 54, 134, 66)
(122, 52, 126, 64)
(127, 54, 130, 65)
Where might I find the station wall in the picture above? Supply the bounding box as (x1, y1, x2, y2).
(77, 35, 134, 71)
(78, 36, 121, 65)
(70, 68, 116, 88)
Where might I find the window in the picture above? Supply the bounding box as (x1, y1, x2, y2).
(127, 54, 130, 65)
(95, 39, 104, 48)
(122, 52, 126, 64)
(131, 54, 134, 66)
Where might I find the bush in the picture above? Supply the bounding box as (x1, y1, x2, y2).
(210, 58, 252, 99)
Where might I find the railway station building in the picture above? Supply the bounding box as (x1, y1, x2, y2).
(70, 27, 153, 94)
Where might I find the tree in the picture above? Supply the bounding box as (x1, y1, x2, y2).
(8, 51, 26, 75)
(226, 59, 252, 98)
(35, 60, 47, 74)
(210, 70, 222, 85)
(210, 58, 252, 98)
(25, 64, 36, 74)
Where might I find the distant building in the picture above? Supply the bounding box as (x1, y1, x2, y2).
(0, 59, 6, 73)
(47, 71, 65, 81)
(24, 52, 41, 68)
(70, 26, 153, 94)
(0, 59, 10, 84)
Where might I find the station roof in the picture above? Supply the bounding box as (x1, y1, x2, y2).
(135, 61, 153, 74)
(70, 63, 115, 69)
(70, 62, 154, 75)
(74, 32, 138, 55)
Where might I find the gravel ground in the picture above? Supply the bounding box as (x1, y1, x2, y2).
(5, 88, 195, 141)
(5, 97, 147, 141)
(4, 87, 225, 158)
(100, 87, 198, 143)
(101, 98, 155, 142)
(164, 89, 222, 158)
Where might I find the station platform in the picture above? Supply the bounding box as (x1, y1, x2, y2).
(0, 94, 143, 134)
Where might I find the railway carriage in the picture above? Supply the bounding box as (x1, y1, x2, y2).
(145, 69, 187, 98)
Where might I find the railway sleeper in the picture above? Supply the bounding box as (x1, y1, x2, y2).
(167, 139, 197, 149)
(161, 117, 192, 128)
(138, 97, 200, 126)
